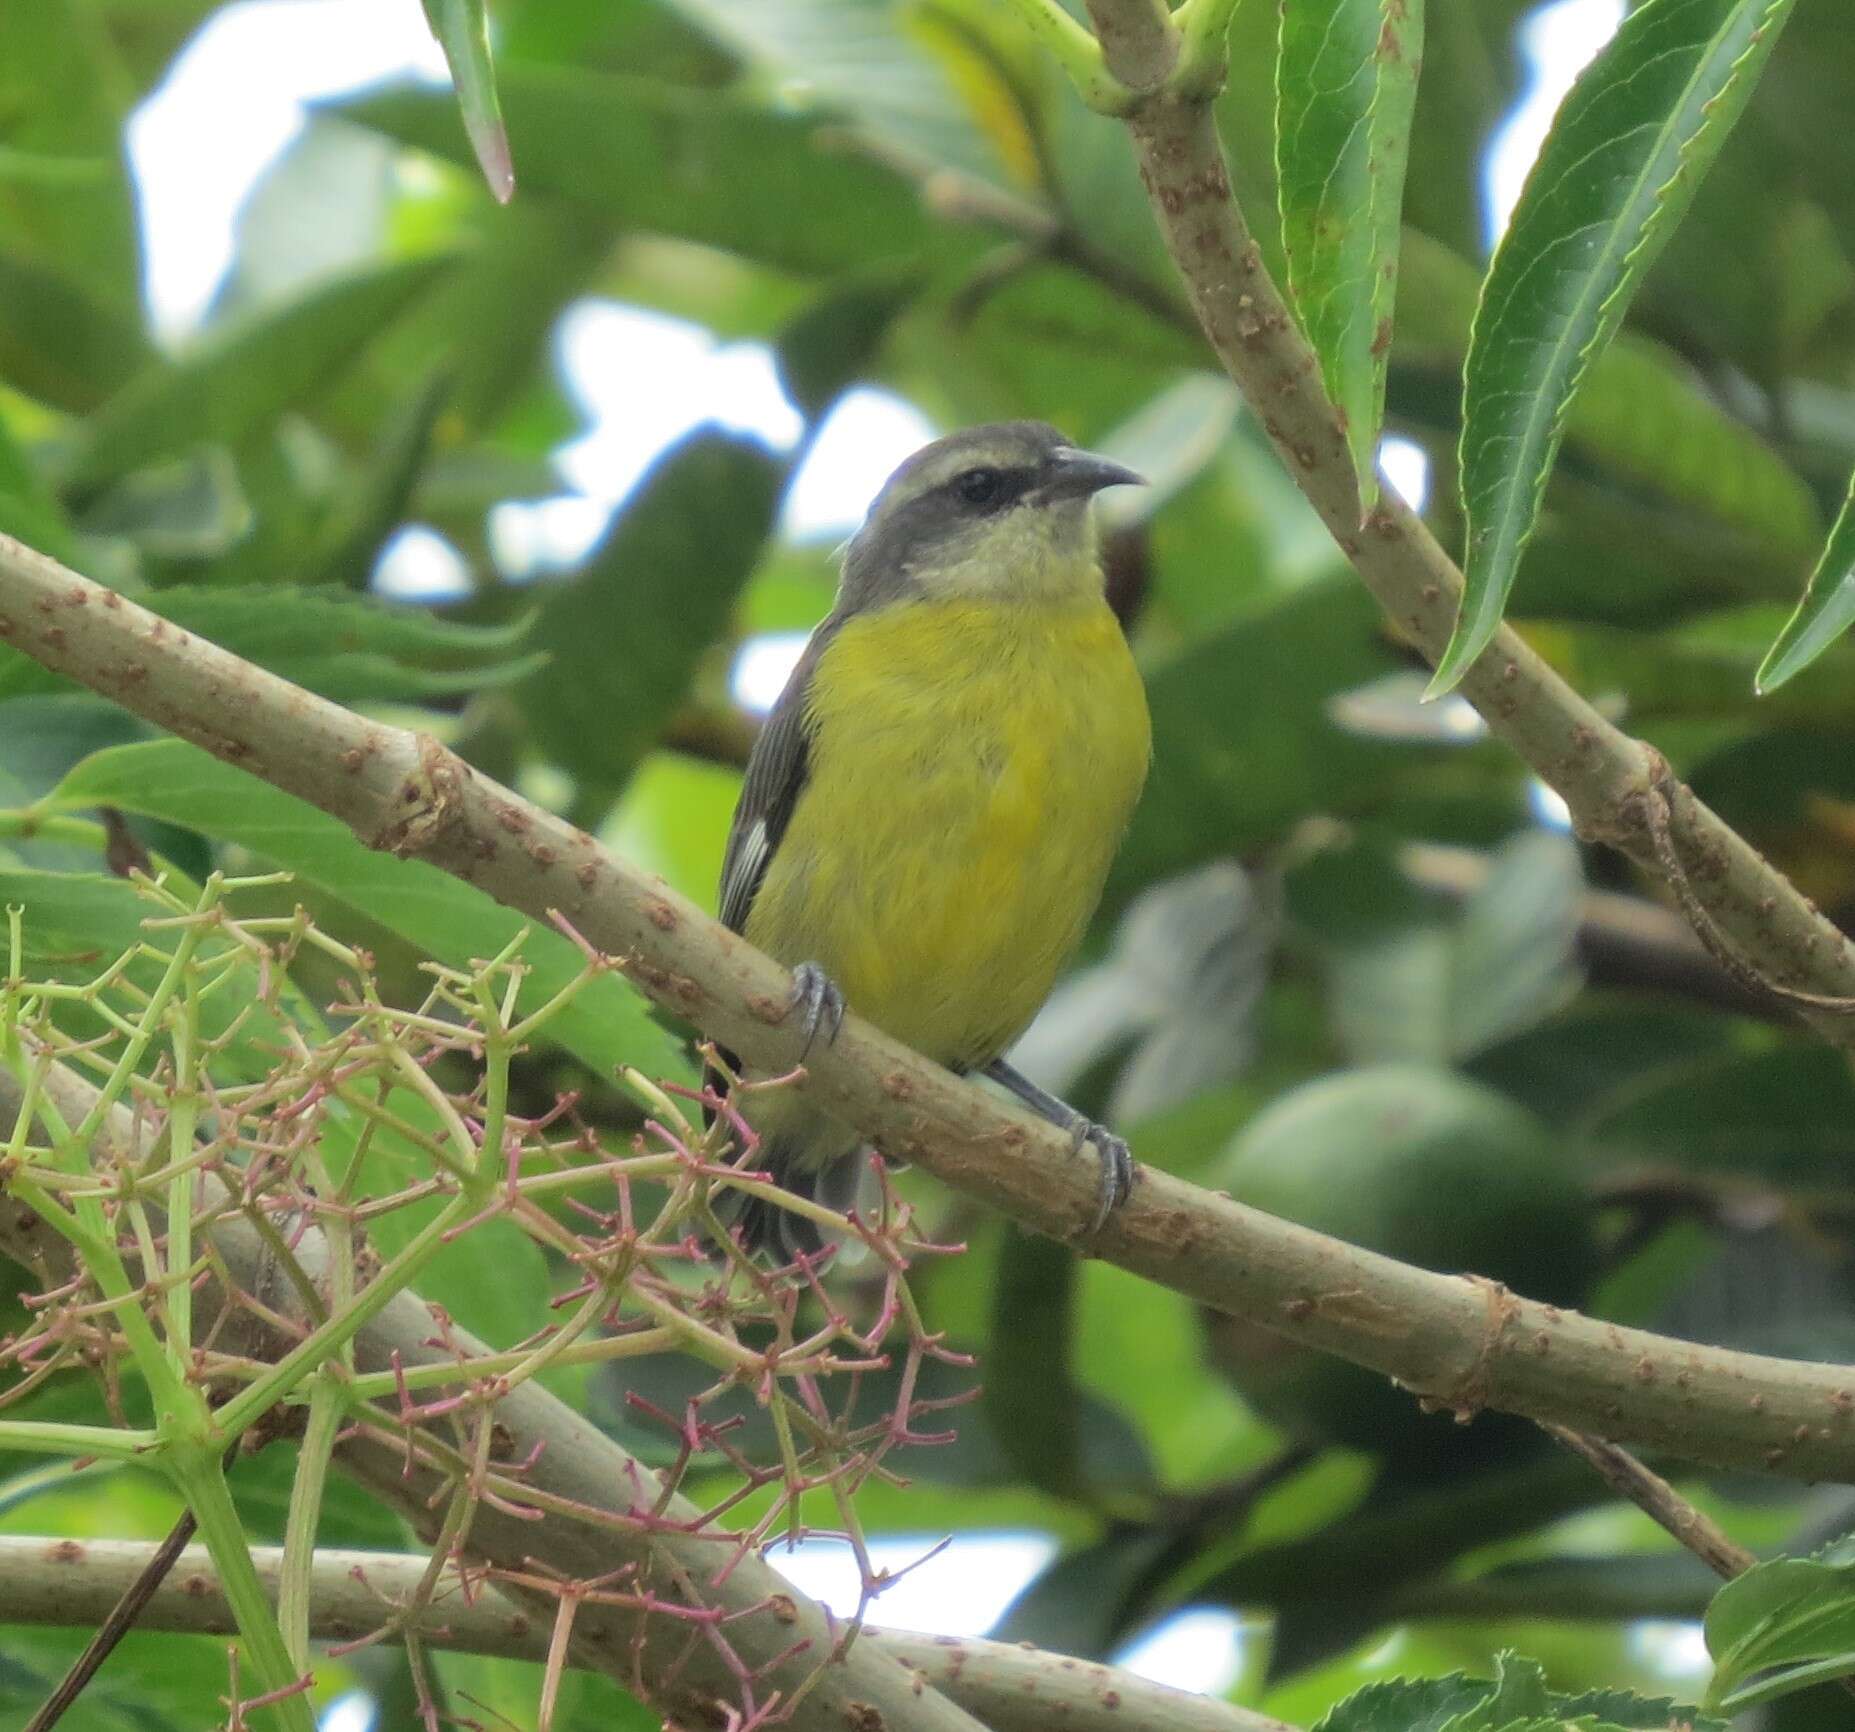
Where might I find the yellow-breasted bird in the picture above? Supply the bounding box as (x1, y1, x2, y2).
(712, 421, 1151, 1257)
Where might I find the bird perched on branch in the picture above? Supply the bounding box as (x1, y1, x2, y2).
(710, 421, 1151, 1257)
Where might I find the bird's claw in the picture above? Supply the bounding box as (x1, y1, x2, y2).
(1068, 1117, 1135, 1233)
(789, 962, 847, 1061)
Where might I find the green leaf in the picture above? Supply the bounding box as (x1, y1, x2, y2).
(1277, 0, 1424, 504)
(1563, 331, 1820, 566)
(1758, 466, 1855, 691)
(776, 270, 921, 422)
(312, 367, 456, 590)
(1705, 1551, 1855, 1713)
(519, 431, 783, 793)
(1311, 1669, 1492, 1731)
(0, 1628, 229, 1731)
(1014, 862, 1264, 1125)
(1314, 1653, 1722, 1732)
(0, 398, 75, 564)
(662, 0, 1013, 184)
(432, 1651, 660, 1732)
(0, 248, 152, 412)
(83, 449, 254, 560)
(985, 1229, 1085, 1499)
(1109, 580, 1406, 905)
(339, 69, 930, 275)
(992, 1527, 1179, 1660)
(42, 739, 688, 1083)
(421, 0, 515, 202)
(0, 585, 537, 705)
(0, 0, 141, 301)
(1391, 234, 1821, 575)
(1445, 831, 1584, 1055)
(1304, 831, 1582, 1064)
(69, 253, 457, 491)
(1587, 1043, 1855, 1189)
(1440, 0, 1798, 693)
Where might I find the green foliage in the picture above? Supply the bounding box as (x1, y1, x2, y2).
(1704, 1544, 1855, 1713)
(421, 0, 516, 201)
(4, 0, 1855, 1722)
(1441, 0, 1798, 691)
(341, 69, 933, 273)
(1759, 466, 1855, 690)
(41, 739, 687, 1080)
(1277, 0, 1424, 501)
(69, 254, 457, 492)
(519, 431, 782, 794)
(0, 583, 536, 703)
(1316, 1653, 1726, 1732)
(1203, 1063, 1599, 1461)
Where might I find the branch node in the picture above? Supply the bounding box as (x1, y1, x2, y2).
(371, 734, 476, 860)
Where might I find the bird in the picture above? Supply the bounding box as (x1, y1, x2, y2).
(710, 420, 1152, 1258)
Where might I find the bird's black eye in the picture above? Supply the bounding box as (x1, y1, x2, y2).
(956, 467, 1002, 507)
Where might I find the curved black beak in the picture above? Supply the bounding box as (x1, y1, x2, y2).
(1039, 445, 1147, 502)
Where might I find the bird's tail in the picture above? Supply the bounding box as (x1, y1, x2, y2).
(718, 1143, 870, 1264)
(704, 1048, 870, 1262)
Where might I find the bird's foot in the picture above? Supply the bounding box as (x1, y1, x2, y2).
(788, 962, 847, 1061)
(1068, 1116, 1134, 1232)
(980, 1058, 1137, 1234)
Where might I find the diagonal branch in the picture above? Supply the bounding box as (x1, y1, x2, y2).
(0, 1539, 1293, 1732)
(5, 533, 1855, 1480)
(1072, 0, 1855, 1048)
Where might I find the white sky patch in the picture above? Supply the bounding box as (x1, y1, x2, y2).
(487, 494, 613, 578)
(768, 1533, 1056, 1638)
(1529, 777, 1575, 831)
(1629, 1620, 1710, 1680)
(732, 630, 812, 715)
(1483, 0, 1626, 246)
(785, 388, 938, 540)
(127, 0, 446, 340)
(555, 301, 802, 503)
(1113, 1608, 1245, 1697)
(125, 11, 937, 584)
(317, 1690, 377, 1732)
(372, 524, 472, 601)
(1377, 436, 1431, 514)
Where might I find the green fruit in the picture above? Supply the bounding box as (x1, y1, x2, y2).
(1201, 1063, 1599, 1463)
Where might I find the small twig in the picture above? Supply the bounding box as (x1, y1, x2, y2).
(1641, 761, 1855, 1016)
(1545, 1424, 1855, 1703)
(1542, 1425, 1754, 1578)
(23, 1442, 240, 1732)
(22, 1508, 201, 1732)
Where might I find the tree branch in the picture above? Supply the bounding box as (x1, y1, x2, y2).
(4, 535, 1855, 1480)
(1071, 3, 1855, 1047)
(0, 1539, 1291, 1732)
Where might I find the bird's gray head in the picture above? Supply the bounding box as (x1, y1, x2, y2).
(839, 421, 1143, 611)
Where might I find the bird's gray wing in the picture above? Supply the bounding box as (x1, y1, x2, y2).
(718, 614, 845, 936)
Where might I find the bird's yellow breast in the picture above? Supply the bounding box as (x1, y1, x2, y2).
(743, 594, 1150, 1067)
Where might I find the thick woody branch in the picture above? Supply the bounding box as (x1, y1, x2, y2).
(1072, 4, 1855, 1047)
(5, 534, 1855, 1479)
(0, 1062, 983, 1732)
(0, 1540, 1289, 1732)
